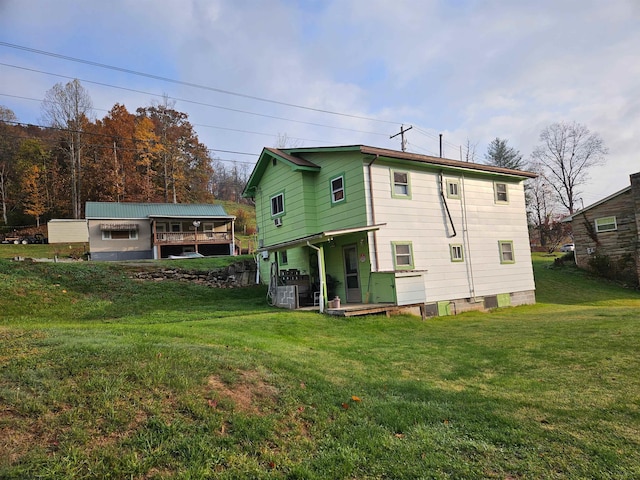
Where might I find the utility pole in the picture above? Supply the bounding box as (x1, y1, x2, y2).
(390, 124, 413, 152)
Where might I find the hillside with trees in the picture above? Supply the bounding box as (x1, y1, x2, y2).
(0, 80, 253, 231)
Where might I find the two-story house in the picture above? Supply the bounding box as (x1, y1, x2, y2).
(242, 145, 537, 316)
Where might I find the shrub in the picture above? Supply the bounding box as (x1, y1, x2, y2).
(587, 253, 639, 287)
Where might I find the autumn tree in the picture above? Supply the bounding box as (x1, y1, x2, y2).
(485, 138, 525, 170)
(134, 116, 162, 202)
(98, 104, 137, 201)
(531, 122, 607, 214)
(15, 138, 50, 226)
(41, 79, 94, 218)
(137, 102, 214, 203)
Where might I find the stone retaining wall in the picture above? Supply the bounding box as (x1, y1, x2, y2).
(132, 260, 257, 288)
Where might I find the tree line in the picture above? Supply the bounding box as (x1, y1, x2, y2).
(1, 78, 608, 249)
(482, 122, 608, 250)
(0, 80, 251, 228)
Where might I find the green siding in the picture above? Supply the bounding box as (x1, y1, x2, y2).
(310, 152, 367, 231)
(370, 272, 396, 303)
(255, 151, 368, 250)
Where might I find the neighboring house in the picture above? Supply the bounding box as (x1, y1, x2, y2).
(47, 219, 89, 243)
(242, 145, 537, 316)
(85, 202, 236, 261)
(564, 172, 640, 286)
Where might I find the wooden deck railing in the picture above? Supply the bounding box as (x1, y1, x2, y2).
(155, 232, 230, 244)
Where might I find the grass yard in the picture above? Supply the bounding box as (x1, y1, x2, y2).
(0, 252, 639, 479)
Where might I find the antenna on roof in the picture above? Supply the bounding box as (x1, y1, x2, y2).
(390, 124, 413, 152)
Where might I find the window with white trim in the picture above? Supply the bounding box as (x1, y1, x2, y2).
(392, 170, 411, 197)
(450, 244, 464, 262)
(494, 182, 509, 203)
(392, 242, 414, 270)
(595, 216, 617, 233)
(102, 229, 138, 240)
(271, 193, 284, 217)
(499, 240, 515, 263)
(447, 180, 460, 199)
(331, 176, 345, 203)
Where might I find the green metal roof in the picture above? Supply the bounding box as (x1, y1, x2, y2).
(85, 202, 232, 219)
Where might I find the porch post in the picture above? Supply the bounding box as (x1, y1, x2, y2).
(231, 218, 236, 255)
(307, 241, 325, 313)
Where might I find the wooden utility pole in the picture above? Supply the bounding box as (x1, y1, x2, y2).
(390, 124, 413, 152)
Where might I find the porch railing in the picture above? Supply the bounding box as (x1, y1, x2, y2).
(155, 232, 230, 244)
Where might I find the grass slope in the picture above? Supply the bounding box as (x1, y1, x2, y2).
(0, 254, 639, 479)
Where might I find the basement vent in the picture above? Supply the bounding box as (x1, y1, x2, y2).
(484, 295, 498, 309)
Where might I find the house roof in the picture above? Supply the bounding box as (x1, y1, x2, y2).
(258, 224, 385, 252)
(562, 186, 632, 221)
(85, 202, 233, 220)
(242, 144, 537, 197)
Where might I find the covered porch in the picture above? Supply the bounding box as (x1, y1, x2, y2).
(151, 216, 235, 258)
(262, 224, 387, 312)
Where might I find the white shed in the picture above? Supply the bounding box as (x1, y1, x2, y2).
(47, 219, 89, 243)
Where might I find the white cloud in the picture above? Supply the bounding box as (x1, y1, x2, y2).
(1, 0, 639, 203)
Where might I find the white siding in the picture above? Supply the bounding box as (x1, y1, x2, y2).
(395, 272, 427, 305)
(368, 162, 535, 303)
(47, 219, 89, 243)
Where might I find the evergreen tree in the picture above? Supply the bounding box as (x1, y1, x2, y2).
(484, 138, 525, 170)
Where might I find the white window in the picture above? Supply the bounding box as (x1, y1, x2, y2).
(331, 176, 345, 203)
(102, 229, 138, 240)
(447, 180, 460, 199)
(392, 171, 410, 197)
(499, 241, 515, 264)
(450, 244, 464, 262)
(271, 193, 284, 216)
(595, 216, 617, 233)
(393, 242, 414, 270)
(495, 182, 508, 203)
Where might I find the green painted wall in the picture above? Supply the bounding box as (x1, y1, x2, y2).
(253, 151, 369, 253)
(370, 272, 396, 303)
(306, 151, 368, 232)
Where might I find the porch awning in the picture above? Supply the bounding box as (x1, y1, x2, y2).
(100, 223, 139, 231)
(258, 224, 385, 252)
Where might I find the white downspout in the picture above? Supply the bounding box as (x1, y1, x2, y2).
(460, 173, 477, 299)
(307, 241, 325, 313)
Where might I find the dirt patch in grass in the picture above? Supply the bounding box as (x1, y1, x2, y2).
(207, 370, 279, 415)
(0, 425, 38, 466)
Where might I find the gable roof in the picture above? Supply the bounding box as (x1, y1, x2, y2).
(85, 202, 232, 220)
(563, 186, 632, 221)
(242, 144, 537, 197)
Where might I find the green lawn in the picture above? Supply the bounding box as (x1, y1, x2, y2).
(0, 253, 639, 479)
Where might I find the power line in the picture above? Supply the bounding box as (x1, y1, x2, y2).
(1, 92, 336, 150)
(0, 41, 399, 125)
(0, 64, 391, 137)
(0, 53, 466, 156)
